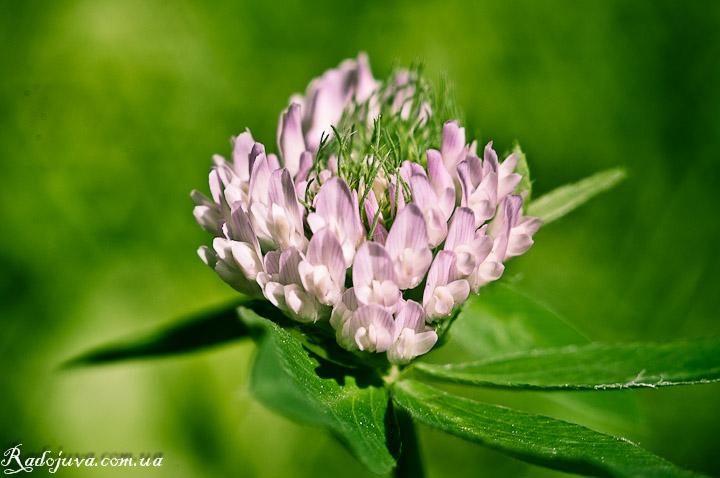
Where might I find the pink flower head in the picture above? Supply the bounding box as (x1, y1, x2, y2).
(193, 54, 540, 364)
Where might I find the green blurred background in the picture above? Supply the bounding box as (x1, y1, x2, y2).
(2, 0, 719, 476)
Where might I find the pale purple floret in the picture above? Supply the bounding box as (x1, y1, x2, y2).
(191, 189, 220, 235)
(423, 251, 470, 321)
(410, 174, 451, 247)
(457, 154, 498, 228)
(445, 207, 493, 277)
(440, 120, 468, 178)
(352, 242, 401, 312)
(267, 169, 308, 251)
(330, 288, 359, 341)
(388, 300, 438, 364)
(385, 204, 433, 289)
(507, 215, 543, 258)
(231, 130, 256, 182)
(258, 247, 321, 323)
(468, 194, 524, 292)
(307, 177, 364, 266)
(426, 149, 456, 218)
(340, 304, 396, 353)
(298, 228, 347, 306)
(277, 104, 306, 177)
(227, 201, 264, 281)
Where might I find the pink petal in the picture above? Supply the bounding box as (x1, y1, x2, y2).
(445, 207, 475, 251)
(441, 120, 467, 173)
(232, 129, 255, 181)
(278, 247, 302, 285)
(268, 169, 303, 231)
(499, 152, 519, 178)
(230, 201, 261, 257)
(352, 242, 397, 288)
(385, 203, 429, 259)
(395, 300, 426, 333)
(306, 227, 347, 288)
(483, 141, 499, 175)
(296, 151, 314, 183)
(277, 104, 306, 177)
(426, 149, 455, 196)
(341, 305, 395, 352)
(248, 153, 271, 205)
(423, 251, 458, 306)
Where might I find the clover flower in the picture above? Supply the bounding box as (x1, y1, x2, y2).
(192, 54, 541, 364)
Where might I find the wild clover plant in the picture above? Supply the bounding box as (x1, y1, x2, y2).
(73, 54, 720, 478)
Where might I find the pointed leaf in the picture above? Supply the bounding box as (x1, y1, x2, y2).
(239, 305, 397, 475)
(392, 380, 706, 478)
(65, 299, 260, 366)
(528, 167, 627, 224)
(415, 340, 720, 390)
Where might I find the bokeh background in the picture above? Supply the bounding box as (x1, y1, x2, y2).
(2, 0, 719, 476)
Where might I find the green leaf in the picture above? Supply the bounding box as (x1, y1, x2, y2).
(512, 142, 532, 202)
(415, 340, 720, 390)
(239, 305, 397, 475)
(392, 380, 706, 478)
(527, 167, 627, 224)
(64, 299, 258, 366)
(424, 284, 642, 429)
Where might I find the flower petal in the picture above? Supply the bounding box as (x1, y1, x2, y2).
(305, 227, 347, 290)
(445, 207, 475, 251)
(232, 129, 255, 181)
(330, 287, 359, 334)
(278, 247, 302, 286)
(394, 300, 426, 333)
(352, 242, 400, 310)
(423, 250, 457, 307)
(353, 242, 397, 288)
(387, 329, 438, 364)
(309, 177, 363, 265)
(229, 201, 261, 255)
(277, 104, 305, 177)
(385, 203, 429, 258)
(341, 304, 395, 352)
(441, 120, 467, 173)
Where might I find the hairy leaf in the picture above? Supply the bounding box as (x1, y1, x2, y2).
(392, 380, 706, 478)
(528, 167, 627, 224)
(239, 306, 397, 475)
(415, 340, 720, 390)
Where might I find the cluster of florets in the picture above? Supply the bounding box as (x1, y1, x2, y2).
(192, 54, 541, 364)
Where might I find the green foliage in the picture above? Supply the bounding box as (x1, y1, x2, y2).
(67, 283, 717, 477)
(238, 305, 397, 475)
(415, 340, 720, 390)
(527, 167, 627, 224)
(391, 380, 707, 478)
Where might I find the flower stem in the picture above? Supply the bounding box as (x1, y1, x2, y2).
(394, 406, 425, 478)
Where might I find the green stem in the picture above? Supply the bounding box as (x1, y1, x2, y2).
(394, 406, 425, 478)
